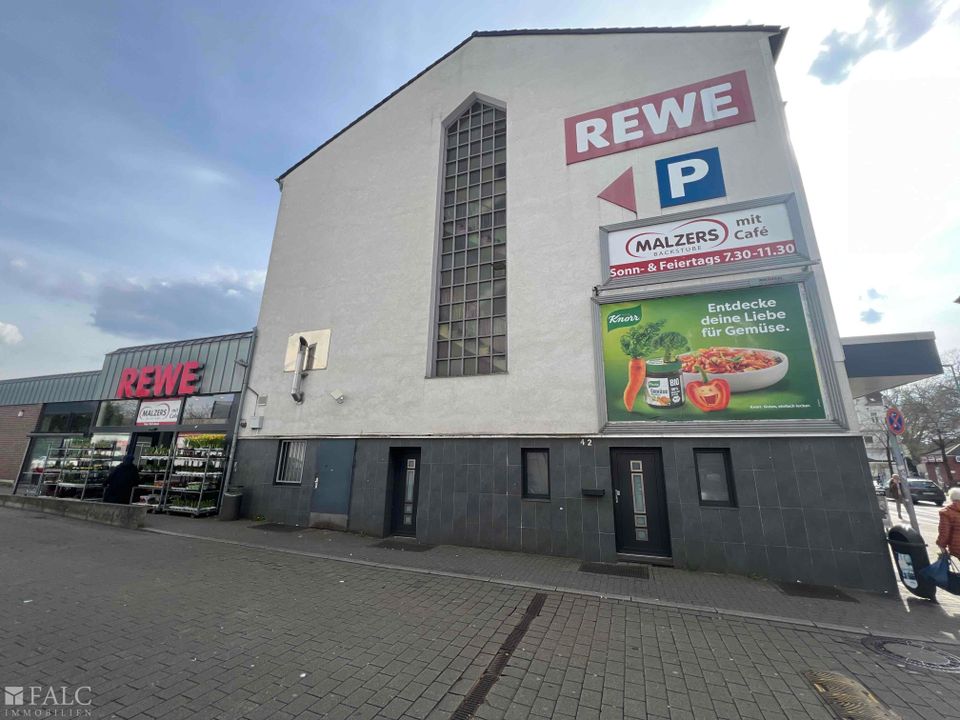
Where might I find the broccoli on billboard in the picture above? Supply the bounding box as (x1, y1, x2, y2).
(600, 284, 826, 422)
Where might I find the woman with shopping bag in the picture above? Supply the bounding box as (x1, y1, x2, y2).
(927, 487, 960, 593)
(937, 487, 960, 558)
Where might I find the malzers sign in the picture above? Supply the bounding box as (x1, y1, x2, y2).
(136, 399, 183, 426)
(605, 201, 799, 279)
(564, 71, 755, 164)
(116, 361, 203, 399)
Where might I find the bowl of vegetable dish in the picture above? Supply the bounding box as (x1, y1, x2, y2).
(679, 347, 788, 392)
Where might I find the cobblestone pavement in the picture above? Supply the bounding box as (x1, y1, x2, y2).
(145, 512, 960, 645)
(2, 508, 959, 720)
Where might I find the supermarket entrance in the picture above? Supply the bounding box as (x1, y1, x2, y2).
(130, 432, 174, 463)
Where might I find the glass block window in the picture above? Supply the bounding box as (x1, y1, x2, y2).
(434, 100, 507, 377)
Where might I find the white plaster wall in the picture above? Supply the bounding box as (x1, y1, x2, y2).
(244, 31, 855, 438)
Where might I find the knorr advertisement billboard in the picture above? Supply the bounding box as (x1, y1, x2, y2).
(600, 284, 826, 422)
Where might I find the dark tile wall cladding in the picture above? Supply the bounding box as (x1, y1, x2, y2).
(231, 439, 313, 527)
(347, 435, 896, 592)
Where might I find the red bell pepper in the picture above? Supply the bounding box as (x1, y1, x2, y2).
(686, 366, 731, 412)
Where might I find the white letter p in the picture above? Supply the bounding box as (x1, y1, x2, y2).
(667, 159, 709, 199)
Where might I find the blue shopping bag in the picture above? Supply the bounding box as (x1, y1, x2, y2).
(920, 553, 951, 589)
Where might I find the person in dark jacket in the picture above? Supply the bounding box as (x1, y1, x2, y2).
(102, 452, 140, 504)
(889, 474, 906, 519)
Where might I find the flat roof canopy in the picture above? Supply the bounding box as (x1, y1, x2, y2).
(841, 332, 942, 397)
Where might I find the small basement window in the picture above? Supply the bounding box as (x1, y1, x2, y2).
(694, 449, 736, 507)
(522, 448, 550, 499)
(275, 440, 306, 485)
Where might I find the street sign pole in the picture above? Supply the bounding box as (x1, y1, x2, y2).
(888, 430, 919, 532)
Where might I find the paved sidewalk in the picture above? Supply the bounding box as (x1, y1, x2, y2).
(144, 513, 960, 645)
(3, 508, 960, 720)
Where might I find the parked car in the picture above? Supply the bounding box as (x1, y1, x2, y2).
(885, 478, 946, 505)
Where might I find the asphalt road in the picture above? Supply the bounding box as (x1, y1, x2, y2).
(2, 509, 960, 720)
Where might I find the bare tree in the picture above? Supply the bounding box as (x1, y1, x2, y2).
(890, 351, 960, 487)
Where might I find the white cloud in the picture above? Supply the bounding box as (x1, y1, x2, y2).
(0, 322, 24, 345)
(809, 0, 946, 84)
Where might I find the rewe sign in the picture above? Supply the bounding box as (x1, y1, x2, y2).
(564, 71, 755, 164)
(116, 361, 203, 399)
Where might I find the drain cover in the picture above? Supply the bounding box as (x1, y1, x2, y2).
(861, 637, 960, 674)
(804, 671, 901, 719)
(777, 582, 858, 603)
(579, 562, 650, 579)
(373, 539, 434, 552)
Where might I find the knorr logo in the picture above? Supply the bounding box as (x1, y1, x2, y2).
(607, 305, 643, 331)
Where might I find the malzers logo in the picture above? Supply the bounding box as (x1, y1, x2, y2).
(625, 218, 728, 257)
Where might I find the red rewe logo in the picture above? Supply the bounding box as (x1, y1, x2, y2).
(625, 218, 728, 257)
(116, 361, 203, 399)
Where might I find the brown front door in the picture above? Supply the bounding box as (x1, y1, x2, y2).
(611, 449, 670, 557)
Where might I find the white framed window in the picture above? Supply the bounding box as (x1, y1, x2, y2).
(275, 440, 306, 485)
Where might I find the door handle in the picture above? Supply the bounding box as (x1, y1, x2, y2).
(314, 476, 319, 489)
(614, 489, 620, 504)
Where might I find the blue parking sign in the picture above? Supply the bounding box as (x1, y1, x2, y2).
(655, 147, 726, 208)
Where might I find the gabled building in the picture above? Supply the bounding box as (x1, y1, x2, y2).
(217, 28, 902, 590)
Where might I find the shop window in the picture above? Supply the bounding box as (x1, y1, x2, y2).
(182, 394, 236, 424)
(24, 436, 66, 479)
(37, 401, 97, 434)
(433, 98, 507, 377)
(694, 449, 736, 507)
(96, 400, 139, 428)
(276, 440, 306, 485)
(522, 448, 550, 499)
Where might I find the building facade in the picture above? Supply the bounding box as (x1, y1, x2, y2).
(227, 27, 907, 591)
(853, 394, 895, 483)
(923, 443, 959, 488)
(0, 332, 252, 511)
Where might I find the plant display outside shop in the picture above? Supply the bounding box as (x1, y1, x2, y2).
(601, 283, 826, 422)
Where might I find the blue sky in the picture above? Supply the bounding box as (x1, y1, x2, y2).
(1, 0, 958, 378)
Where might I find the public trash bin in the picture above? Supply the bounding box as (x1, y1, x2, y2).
(887, 524, 936, 599)
(219, 491, 242, 521)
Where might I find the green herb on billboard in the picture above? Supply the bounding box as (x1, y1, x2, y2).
(600, 284, 826, 422)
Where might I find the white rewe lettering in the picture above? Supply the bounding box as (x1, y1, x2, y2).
(700, 82, 738, 121)
(564, 71, 754, 164)
(611, 108, 643, 143)
(575, 118, 609, 152)
(641, 92, 697, 134)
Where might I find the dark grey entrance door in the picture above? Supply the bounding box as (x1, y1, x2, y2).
(390, 449, 420, 536)
(611, 449, 670, 557)
(310, 440, 354, 516)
